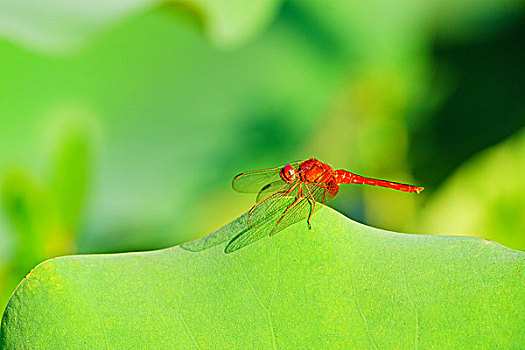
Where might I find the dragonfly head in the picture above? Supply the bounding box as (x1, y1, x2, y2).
(280, 164, 297, 183)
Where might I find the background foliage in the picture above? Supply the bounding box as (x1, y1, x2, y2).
(0, 0, 524, 310)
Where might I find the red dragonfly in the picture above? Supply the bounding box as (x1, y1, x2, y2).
(223, 158, 423, 253)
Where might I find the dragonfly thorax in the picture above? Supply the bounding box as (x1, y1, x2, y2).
(280, 164, 297, 183)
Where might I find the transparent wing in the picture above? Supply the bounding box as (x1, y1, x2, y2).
(269, 194, 312, 235)
(181, 191, 302, 253)
(225, 224, 272, 254)
(256, 181, 294, 203)
(225, 195, 298, 253)
(181, 212, 250, 252)
(247, 186, 299, 228)
(232, 168, 282, 193)
(226, 181, 339, 253)
(226, 183, 316, 252)
(184, 173, 339, 254)
(232, 161, 303, 193)
(269, 182, 335, 235)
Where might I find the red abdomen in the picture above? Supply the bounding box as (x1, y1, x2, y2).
(334, 170, 423, 193)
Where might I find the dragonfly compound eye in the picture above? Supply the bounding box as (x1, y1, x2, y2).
(280, 164, 296, 183)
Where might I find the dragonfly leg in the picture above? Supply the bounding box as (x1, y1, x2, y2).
(306, 200, 313, 230)
(304, 184, 317, 229)
(298, 184, 314, 229)
(308, 183, 329, 203)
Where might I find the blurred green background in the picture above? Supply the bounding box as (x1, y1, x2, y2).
(0, 0, 523, 309)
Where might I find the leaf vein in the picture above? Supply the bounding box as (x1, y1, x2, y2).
(353, 285, 380, 350)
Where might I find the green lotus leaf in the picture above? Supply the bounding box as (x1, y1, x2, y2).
(1, 206, 524, 348)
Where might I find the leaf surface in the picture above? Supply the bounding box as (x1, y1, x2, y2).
(1, 206, 524, 348)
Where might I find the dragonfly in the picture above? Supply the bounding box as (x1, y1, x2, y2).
(223, 158, 424, 253)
